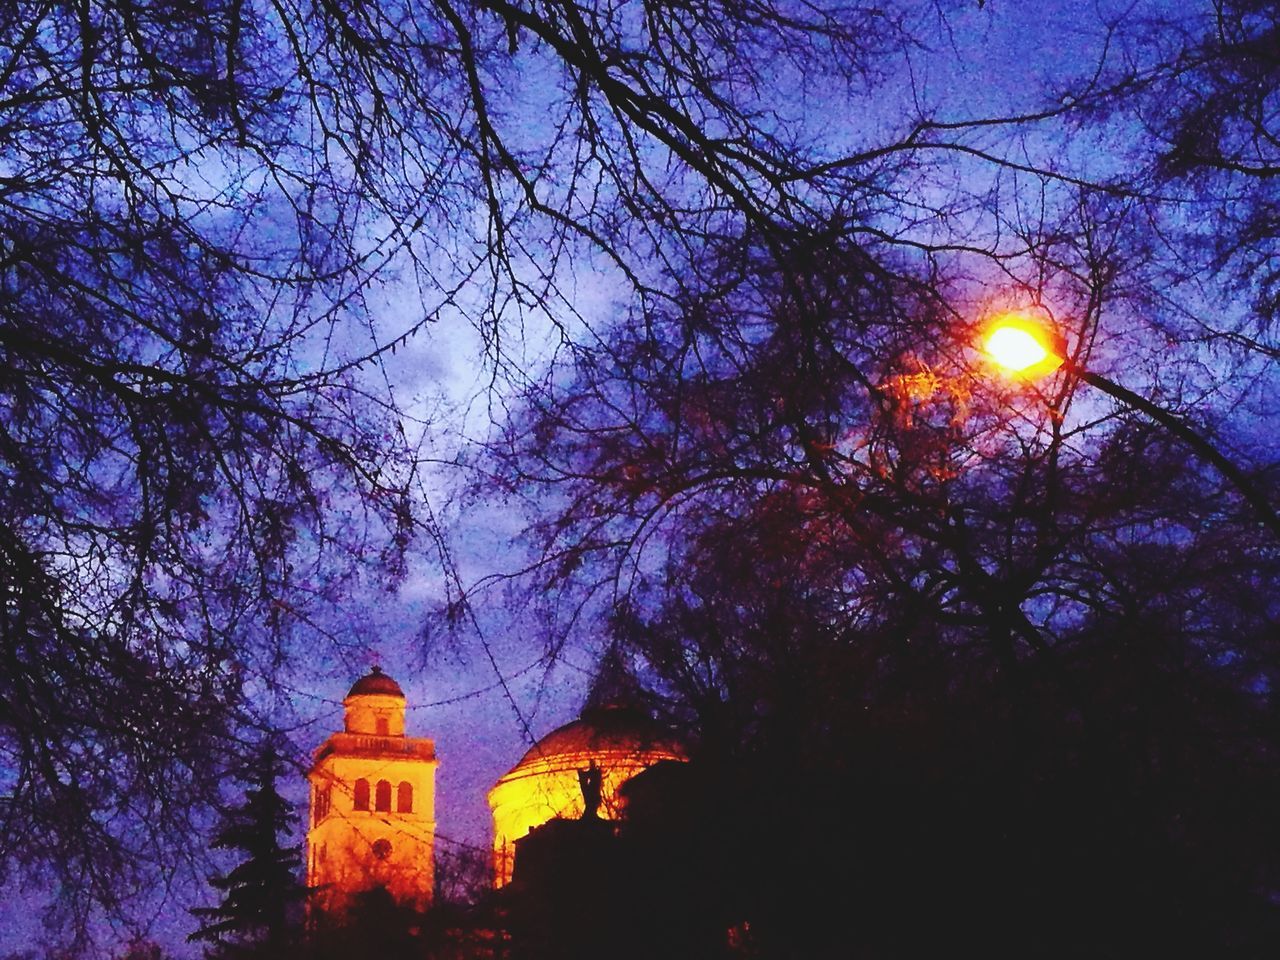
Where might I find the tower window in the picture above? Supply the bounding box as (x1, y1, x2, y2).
(375, 779, 392, 812)
(354, 778, 370, 811)
(376, 716, 389, 736)
(313, 785, 331, 824)
(397, 781, 413, 813)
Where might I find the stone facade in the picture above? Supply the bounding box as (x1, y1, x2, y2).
(306, 667, 438, 913)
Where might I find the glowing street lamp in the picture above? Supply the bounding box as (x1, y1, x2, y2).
(979, 312, 1280, 540)
(981, 313, 1065, 378)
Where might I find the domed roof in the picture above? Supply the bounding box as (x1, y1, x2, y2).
(346, 666, 404, 699)
(508, 704, 681, 773)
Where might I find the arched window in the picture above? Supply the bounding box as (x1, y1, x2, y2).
(397, 781, 413, 813)
(376, 716, 389, 736)
(313, 785, 331, 823)
(375, 779, 392, 812)
(354, 778, 370, 811)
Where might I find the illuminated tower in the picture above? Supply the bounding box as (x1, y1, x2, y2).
(306, 667, 437, 912)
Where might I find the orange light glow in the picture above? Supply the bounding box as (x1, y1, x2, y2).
(982, 314, 1065, 377)
(488, 708, 685, 887)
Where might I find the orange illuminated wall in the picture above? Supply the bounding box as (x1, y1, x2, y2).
(306, 668, 437, 913)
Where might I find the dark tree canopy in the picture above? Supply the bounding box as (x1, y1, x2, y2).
(485, 236, 1280, 948)
(474, 15, 1280, 941)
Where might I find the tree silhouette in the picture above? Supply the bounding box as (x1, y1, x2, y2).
(480, 196, 1280, 954)
(0, 0, 948, 929)
(189, 744, 308, 958)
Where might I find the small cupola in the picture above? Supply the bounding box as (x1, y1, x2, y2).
(343, 666, 407, 736)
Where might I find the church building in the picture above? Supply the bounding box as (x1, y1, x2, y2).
(306, 667, 438, 912)
(488, 704, 684, 887)
(305, 666, 681, 909)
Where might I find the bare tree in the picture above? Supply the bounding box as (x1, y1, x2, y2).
(476, 183, 1280, 949)
(0, 0, 981, 937)
(4, 0, 1277, 944)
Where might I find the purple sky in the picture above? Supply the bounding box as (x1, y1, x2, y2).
(3, 0, 1233, 954)
(333, 0, 1148, 855)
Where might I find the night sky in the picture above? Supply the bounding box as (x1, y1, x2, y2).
(2, 0, 1273, 954)
(328, 0, 1159, 861)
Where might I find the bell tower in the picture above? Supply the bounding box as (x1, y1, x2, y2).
(306, 667, 437, 913)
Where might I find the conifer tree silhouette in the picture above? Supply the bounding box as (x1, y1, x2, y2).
(189, 744, 307, 958)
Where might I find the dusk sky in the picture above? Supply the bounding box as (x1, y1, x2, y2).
(1, 0, 1275, 954)
(314, 0, 1177, 853)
